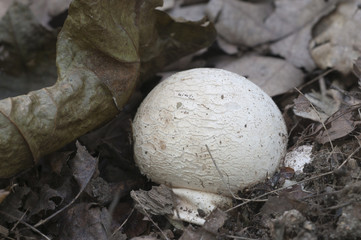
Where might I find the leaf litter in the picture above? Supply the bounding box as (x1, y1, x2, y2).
(0, 0, 361, 239)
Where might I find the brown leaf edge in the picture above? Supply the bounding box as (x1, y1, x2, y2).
(0, 0, 216, 178)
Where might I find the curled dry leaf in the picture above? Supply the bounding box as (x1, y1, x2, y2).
(0, 0, 216, 178)
(219, 55, 304, 96)
(310, 0, 361, 74)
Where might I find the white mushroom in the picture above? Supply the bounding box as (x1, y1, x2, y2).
(132, 68, 288, 225)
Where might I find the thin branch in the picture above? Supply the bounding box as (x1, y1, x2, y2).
(132, 193, 170, 240)
(226, 144, 361, 212)
(0, 211, 51, 240)
(111, 207, 135, 238)
(294, 87, 334, 151)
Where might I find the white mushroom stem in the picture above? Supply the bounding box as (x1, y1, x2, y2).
(171, 188, 233, 225)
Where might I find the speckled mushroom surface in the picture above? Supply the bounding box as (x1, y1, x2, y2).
(133, 68, 288, 196)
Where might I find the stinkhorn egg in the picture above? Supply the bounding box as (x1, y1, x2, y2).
(132, 68, 288, 224)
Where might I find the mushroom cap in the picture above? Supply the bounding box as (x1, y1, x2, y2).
(133, 68, 288, 196)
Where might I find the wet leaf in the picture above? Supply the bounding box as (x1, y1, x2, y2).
(310, 0, 361, 74)
(0, 0, 216, 178)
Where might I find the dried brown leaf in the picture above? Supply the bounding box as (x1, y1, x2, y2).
(315, 108, 357, 144)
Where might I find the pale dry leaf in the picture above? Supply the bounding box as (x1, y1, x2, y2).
(217, 37, 238, 55)
(271, 23, 315, 71)
(310, 0, 361, 74)
(206, 0, 274, 46)
(270, 0, 339, 72)
(0, 0, 13, 19)
(219, 55, 304, 96)
(0, 0, 71, 29)
(167, 3, 207, 21)
(207, 0, 339, 47)
(156, 0, 176, 11)
(29, 0, 72, 29)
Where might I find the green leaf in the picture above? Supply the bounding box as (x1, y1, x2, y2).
(0, 0, 216, 178)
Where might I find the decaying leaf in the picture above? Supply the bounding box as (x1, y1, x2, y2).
(28, 0, 71, 29)
(166, 2, 207, 21)
(130, 185, 173, 216)
(293, 90, 342, 123)
(0, 2, 58, 99)
(314, 107, 358, 144)
(270, 209, 316, 240)
(0, 189, 10, 204)
(58, 203, 111, 240)
(354, 57, 361, 81)
(219, 55, 304, 96)
(69, 141, 97, 190)
(206, 0, 339, 47)
(271, 24, 316, 71)
(206, 0, 273, 46)
(179, 210, 227, 240)
(310, 0, 361, 74)
(270, 1, 337, 71)
(0, 0, 216, 178)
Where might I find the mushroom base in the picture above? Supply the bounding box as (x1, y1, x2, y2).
(171, 188, 233, 225)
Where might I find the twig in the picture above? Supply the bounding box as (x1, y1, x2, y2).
(0, 211, 51, 240)
(296, 68, 334, 92)
(34, 183, 86, 228)
(132, 193, 170, 240)
(226, 144, 361, 212)
(225, 235, 258, 240)
(294, 87, 334, 152)
(111, 207, 135, 238)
